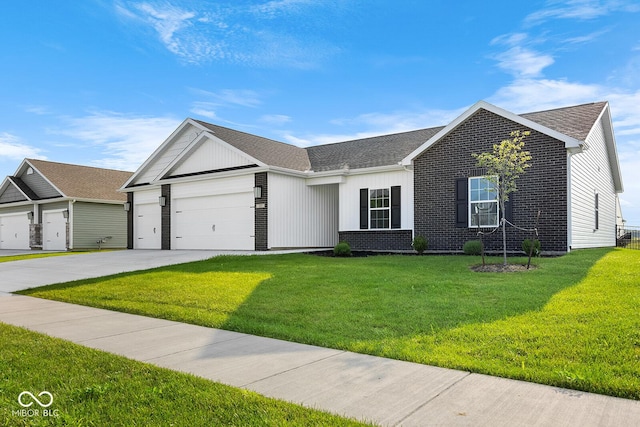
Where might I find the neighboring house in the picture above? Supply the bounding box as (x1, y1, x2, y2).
(0, 159, 133, 250)
(122, 100, 623, 253)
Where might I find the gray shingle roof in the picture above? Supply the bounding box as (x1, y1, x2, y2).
(194, 120, 311, 171)
(193, 102, 606, 173)
(28, 159, 133, 202)
(306, 127, 444, 172)
(520, 102, 607, 142)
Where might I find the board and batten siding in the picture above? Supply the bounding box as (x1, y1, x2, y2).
(569, 116, 617, 248)
(132, 125, 201, 185)
(169, 136, 255, 176)
(72, 202, 127, 249)
(171, 174, 254, 199)
(268, 173, 339, 248)
(339, 169, 413, 232)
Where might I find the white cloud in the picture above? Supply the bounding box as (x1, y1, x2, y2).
(51, 112, 181, 171)
(0, 133, 46, 161)
(493, 47, 555, 78)
(259, 114, 292, 125)
(525, 0, 640, 25)
(115, 0, 342, 67)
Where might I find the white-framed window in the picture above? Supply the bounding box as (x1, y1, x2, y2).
(370, 188, 390, 229)
(469, 176, 499, 227)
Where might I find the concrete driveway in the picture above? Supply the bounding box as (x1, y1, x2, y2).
(0, 249, 291, 294)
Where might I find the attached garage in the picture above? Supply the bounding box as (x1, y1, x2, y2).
(0, 212, 30, 250)
(171, 176, 255, 250)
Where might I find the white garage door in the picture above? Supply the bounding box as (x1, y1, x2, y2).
(173, 192, 254, 250)
(43, 210, 67, 251)
(134, 203, 161, 249)
(0, 212, 30, 250)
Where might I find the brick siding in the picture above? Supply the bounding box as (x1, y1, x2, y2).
(254, 172, 268, 251)
(161, 184, 171, 250)
(414, 109, 568, 252)
(338, 230, 413, 251)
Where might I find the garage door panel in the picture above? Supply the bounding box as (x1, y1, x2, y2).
(0, 213, 31, 250)
(42, 211, 67, 251)
(134, 203, 161, 249)
(173, 192, 254, 250)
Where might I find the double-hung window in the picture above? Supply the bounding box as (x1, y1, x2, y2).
(469, 176, 499, 227)
(370, 188, 390, 229)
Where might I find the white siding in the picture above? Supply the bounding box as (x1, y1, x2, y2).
(169, 136, 254, 176)
(268, 173, 339, 248)
(131, 125, 200, 185)
(570, 117, 617, 248)
(339, 169, 414, 231)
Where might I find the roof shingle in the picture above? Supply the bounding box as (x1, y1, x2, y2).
(27, 159, 133, 202)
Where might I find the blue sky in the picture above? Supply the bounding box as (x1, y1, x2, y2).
(1, 1, 639, 223)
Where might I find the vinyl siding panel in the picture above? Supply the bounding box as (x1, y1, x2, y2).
(0, 204, 33, 215)
(570, 117, 617, 248)
(72, 202, 127, 249)
(339, 170, 413, 232)
(169, 136, 254, 176)
(268, 173, 338, 248)
(21, 170, 60, 199)
(0, 184, 27, 203)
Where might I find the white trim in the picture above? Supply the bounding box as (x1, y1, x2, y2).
(121, 118, 196, 189)
(401, 100, 583, 166)
(0, 177, 32, 201)
(567, 151, 573, 251)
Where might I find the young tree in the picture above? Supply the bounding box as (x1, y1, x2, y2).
(472, 130, 532, 266)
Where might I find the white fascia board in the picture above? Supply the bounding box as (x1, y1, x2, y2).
(586, 103, 623, 193)
(25, 159, 66, 197)
(401, 100, 584, 166)
(155, 128, 267, 182)
(120, 118, 195, 189)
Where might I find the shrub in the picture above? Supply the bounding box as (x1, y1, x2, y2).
(412, 236, 428, 255)
(522, 239, 541, 257)
(333, 241, 352, 257)
(463, 240, 483, 255)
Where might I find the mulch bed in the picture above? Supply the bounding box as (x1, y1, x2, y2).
(471, 263, 537, 272)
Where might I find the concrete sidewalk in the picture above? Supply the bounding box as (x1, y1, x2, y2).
(1, 295, 638, 426)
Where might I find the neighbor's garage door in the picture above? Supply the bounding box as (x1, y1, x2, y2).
(42, 210, 67, 251)
(173, 191, 254, 250)
(0, 212, 30, 250)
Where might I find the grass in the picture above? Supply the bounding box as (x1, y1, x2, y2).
(0, 323, 369, 426)
(20, 248, 640, 400)
(0, 252, 79, 263)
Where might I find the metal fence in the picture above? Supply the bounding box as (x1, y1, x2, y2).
(617, 225, 640, 249)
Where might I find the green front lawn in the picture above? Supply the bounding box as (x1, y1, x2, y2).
(20, 248, 640, 399)
(0, 252, 78, 263)
(0, 323, 369, 426)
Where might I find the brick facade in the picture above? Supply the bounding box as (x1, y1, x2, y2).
(414, 109, 568, 253)
(254, 172, 268, 251)
(126, 192, 134, 249)
(338, 230, 413, 251)
(161, 184, 171, 250)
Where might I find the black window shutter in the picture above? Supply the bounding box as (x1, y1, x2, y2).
(391, 186, 401, 229)
(360, 188, 369, 229)
(455, 178, 468, 228)
(504, 194, 514, 223)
